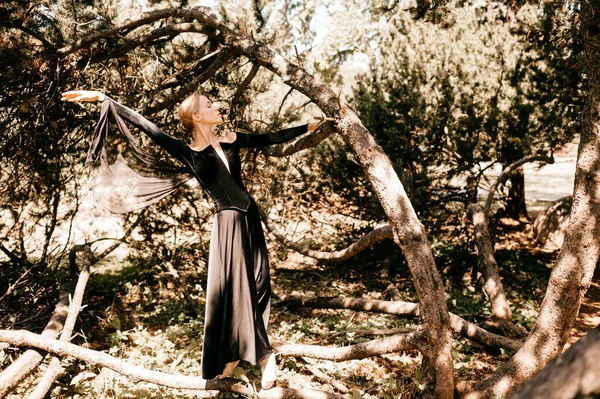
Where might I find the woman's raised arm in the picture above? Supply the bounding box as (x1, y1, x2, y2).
(62, 90, 186, 159)
(233, 116, 334, 148)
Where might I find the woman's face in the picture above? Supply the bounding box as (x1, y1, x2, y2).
(194, 96, 223, 126)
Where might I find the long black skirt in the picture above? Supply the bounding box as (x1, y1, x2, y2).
(201, 203, 272, 379)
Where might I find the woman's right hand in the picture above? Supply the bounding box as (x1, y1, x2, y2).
(61, 90, 105, 103)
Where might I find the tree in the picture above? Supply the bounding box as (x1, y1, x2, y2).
(0, 1, 598, 398)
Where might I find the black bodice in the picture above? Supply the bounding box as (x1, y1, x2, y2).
(187, 142, 254, 212)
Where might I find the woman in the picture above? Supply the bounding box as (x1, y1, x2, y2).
(62, 90, 326, 389)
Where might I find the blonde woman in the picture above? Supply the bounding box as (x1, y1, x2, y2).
(62, 90, 326, 389)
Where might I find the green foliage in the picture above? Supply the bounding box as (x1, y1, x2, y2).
(317, 0, 583, 229)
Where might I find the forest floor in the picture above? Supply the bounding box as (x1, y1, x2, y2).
(8, 213, 599, 399)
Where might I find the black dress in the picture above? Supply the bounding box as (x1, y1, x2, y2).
(104, 98, 308, 379)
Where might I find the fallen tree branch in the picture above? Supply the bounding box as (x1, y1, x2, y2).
(0, 330, 340, 399)
(280, 296, 419, 315)
(262, 214, 393, 261)
(483, 155, 553, 215)
(27, 245, 93, 399)
(327, 327, 415, 342)
(0, 290, 70, 397)
(271, 332, 419, 361)
(281, 296, 522, 352)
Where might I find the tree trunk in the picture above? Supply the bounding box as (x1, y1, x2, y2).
(467, 204, 512, 320)
(463, 3, 600, 397)
(505, 167, 528, 219)
(508, 324, 600, 399)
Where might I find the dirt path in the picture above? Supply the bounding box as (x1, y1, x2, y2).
(567, 268, 600, 346)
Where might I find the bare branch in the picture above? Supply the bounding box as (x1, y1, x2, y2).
(467, 204, 512, 320)
(0, 330, 340, 399)
(0, 243, 25, 265)
(0, 23, 57, 51)
(57, 9, 216, 57)
(28, 246, 93, 399)
(263, 217, 393, 260)
(90, 22, 209, 63)
(271, 332, 419, 361)
(143, 49, 238, 115)
(484, 155, 553, 215)
(231, 63, 260, 105)
(276, 87, 295, 119)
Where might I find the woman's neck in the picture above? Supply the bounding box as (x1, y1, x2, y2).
(190, 123, 217, 150)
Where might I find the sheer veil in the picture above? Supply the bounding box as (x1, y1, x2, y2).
(86, 100, 193, 213)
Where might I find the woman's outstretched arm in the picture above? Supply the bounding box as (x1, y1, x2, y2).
(234, 116, 334, 148)
(62, 90, 186, 159)
(234, 124, 311, 148)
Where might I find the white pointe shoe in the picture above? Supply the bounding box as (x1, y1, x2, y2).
(217, 360, 239, 379)
(260, 353, 277, 390)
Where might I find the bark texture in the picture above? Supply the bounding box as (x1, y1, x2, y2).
(463, 4, 600, 397)
(508, 325, 600, 399)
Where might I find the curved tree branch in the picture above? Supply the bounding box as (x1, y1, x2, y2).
(483, 155, 553, 215)
(263, 215, 393, 261)
(90, 22, 209, 63)
(271, 332, 419, 361)
(143, 48, 238, 115)
(0, 330, 341, 399)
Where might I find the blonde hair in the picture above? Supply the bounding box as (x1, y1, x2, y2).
(178, 93, 205, 134)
